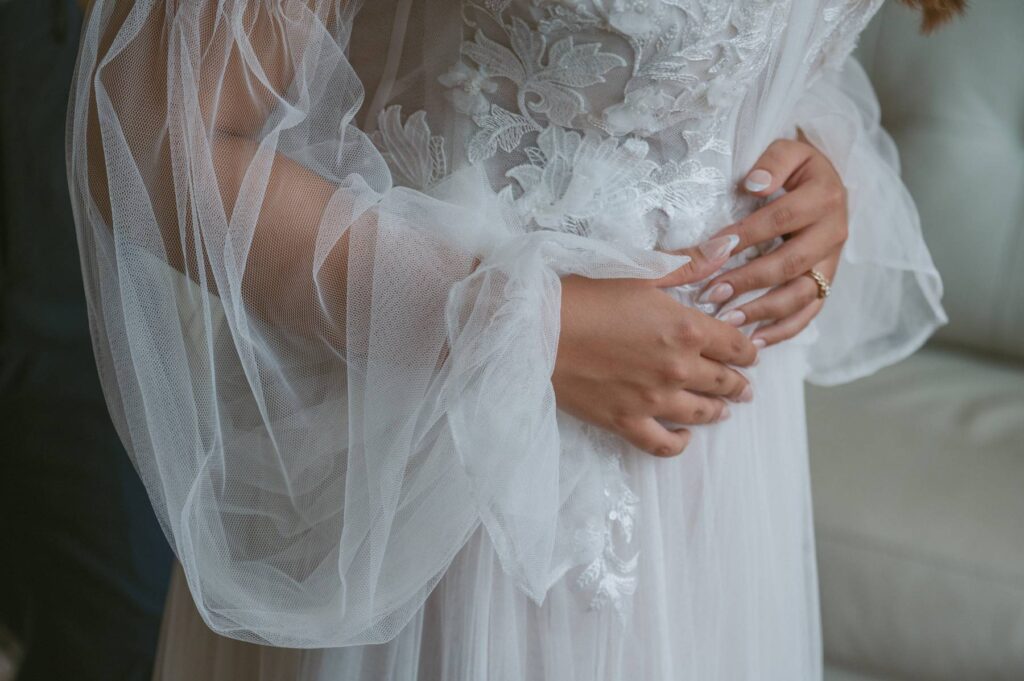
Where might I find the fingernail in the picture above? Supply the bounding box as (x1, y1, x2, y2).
(739, 385, 754, 403)
(719, 310, 746, 326)
(699, 282, 734, 304)
(744, 169, 772, 193)
(698, 234, 740, 261)
(718, 405, 731, 421)
(753, 338, 767, 350)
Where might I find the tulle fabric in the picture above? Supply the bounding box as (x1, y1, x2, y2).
(69, 0, 693, 647)
(154, 342, 821, 681)
(794, 58, 947, 385)
(66, 1, 944, 679)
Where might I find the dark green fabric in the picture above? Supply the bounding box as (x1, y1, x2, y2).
(0, 1, 173, 679)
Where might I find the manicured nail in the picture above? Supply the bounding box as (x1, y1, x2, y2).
(698, 234, 740, 261)
(739, 385, 754, 403)
(699, 282, 734, 304)
(744, 169, 772, 193)
(752, 338, 767, 350)
(719, 310, 746, 326)
(718, 405, 732, 421)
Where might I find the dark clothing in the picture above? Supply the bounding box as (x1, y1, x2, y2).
(0, 1, 173, 679)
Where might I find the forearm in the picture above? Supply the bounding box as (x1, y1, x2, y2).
(82, 0, 364, 350)
(209, 131, 351, 342)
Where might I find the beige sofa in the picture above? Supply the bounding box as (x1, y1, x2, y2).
(816, 3, 1024, 680)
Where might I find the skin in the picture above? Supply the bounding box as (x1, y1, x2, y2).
(704, 137, 848, 347)
(553, 136, 849, 457)
(552, 243, 759, 459)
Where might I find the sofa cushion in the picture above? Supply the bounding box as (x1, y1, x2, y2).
(857, 2, 1024, 361)
(808, 347, 1024, 680)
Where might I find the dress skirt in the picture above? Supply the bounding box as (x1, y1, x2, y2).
(153, 340, 822, 681)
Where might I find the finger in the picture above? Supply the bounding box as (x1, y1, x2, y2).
(654, 233, 740, 288)
(701, 224, 838, 301)
(712, 183, 822, 252)
(618, 416, 693, 458)
(659, 392, 731, 426)
(685, 314, 758, 367)
(678, 357, 752, 402)
(726, 276, 820, 326)
(751, 301, 823, 347)
(741, 138, 816, 197)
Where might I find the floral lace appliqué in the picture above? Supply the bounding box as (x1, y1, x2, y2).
(571, 433, 641, 619)
(374, 106, 449, 190)
(436, 0, 778, 248)
(499, 125, 727, 249)
(459, 7, 627, 160)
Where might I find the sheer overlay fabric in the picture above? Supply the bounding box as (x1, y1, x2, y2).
(67, 0, 944, 678)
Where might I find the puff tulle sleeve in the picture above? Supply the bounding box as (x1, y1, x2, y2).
(791, 57, 946, 385)
(67, 0, 686, 647)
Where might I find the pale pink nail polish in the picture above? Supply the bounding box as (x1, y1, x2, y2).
(718, 405, 732, 421)
(739, 385, 754, 403)
(752, 338, 767, 350)
(698, 234, 740, 261)
(719, 310, 745, 326)
(745, 169, 772, 193)
(699, 282, 734, 304)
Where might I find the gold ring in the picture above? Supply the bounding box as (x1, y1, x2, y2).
(805, 269, 831, 299)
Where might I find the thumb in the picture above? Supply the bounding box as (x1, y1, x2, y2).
(655, 234, 739, 287)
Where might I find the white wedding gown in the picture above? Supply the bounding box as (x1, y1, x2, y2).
(67, 1, 945, 679)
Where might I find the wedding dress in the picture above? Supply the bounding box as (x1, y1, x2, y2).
(67, 1, 945, 679)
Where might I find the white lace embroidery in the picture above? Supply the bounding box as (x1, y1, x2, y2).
(573, 450, 640, 617)
(496, 125, 729, 249)
(461, 10, 626, 150)
(449, 0, 783, 248)
(374, 107, 449, 190)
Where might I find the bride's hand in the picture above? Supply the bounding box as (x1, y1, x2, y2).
(553, 235, 759, 458)
(699, 136, 847, 348)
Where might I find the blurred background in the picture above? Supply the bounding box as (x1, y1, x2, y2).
(807, 2, 1024, 679)
(0, 2, 173, 681)
(0, 1, 1021, 680)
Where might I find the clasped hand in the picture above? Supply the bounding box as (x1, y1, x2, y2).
(552, 135, 848, 457)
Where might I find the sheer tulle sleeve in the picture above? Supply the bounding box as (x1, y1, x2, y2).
(791, 57, 946, 385)
(67, 0, 686, 647)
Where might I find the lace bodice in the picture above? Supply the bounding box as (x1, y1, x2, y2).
(365, 0, 882, 251)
